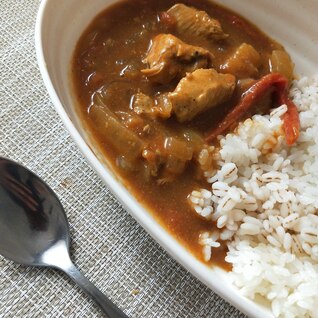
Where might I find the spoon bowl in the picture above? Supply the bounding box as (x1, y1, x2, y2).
(0, 158, 69, 266)
(0, 157, 128, 318)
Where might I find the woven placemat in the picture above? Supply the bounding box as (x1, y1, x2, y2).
(0, 1, 246, 317)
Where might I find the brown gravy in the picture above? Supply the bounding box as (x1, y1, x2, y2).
(72, 0, 284, 268)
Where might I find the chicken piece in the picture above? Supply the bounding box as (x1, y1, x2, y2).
(141, 34, 213, 84)
(134, 69, 235, 122)
(221, 43, 261, 78)
(132, 93, 155, 115)
(166, 3, 228, 41)
(133, 92, 172, 119)
(167, 69, 236, 122)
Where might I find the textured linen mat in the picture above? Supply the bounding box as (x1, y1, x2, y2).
(0, 1, 245, 317)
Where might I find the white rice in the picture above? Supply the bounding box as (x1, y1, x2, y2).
(189, 75, 318, 317)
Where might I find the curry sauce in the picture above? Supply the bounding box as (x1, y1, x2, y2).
(72, 0, 290, 268)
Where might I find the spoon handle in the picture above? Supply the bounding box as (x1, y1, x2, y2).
(61, 262, 128, 318)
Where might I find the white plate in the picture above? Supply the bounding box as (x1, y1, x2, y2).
(35, 1, 318, 317)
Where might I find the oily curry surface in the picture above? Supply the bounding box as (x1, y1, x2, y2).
(72, 0, 292, 267)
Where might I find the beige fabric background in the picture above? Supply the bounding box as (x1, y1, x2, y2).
(0, 1, 246, 317)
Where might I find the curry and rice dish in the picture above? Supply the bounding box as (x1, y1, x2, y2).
(72, 0, 298, 264)
(72, 0, 318, 317)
